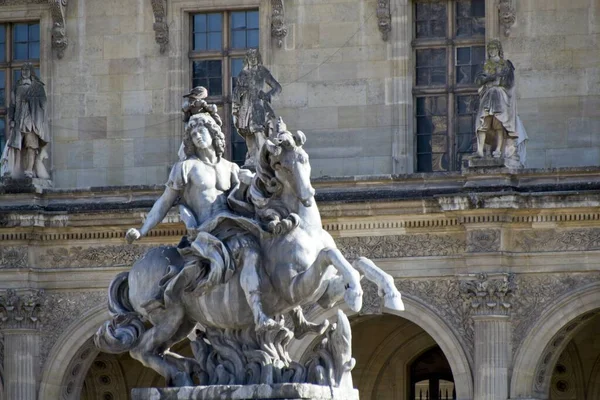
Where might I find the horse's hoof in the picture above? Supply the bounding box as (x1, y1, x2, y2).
(344, 288, 363, 312)
(384, 293, 405, 311)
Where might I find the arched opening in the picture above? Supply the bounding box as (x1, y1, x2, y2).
(410, 346, 456, 400)
(349, 314, 457, 400)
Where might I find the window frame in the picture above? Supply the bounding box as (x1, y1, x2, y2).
(412, 0, 486, 172)
(189, 9, 259, 165)
(0, 21, 41, 152)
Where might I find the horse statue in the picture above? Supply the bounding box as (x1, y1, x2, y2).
(95, 118, 404, 388)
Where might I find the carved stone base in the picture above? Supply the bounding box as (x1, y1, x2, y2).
(0, 177, 52, 194)
(462, 155, 505, 170)
(131, 384, 360, 400)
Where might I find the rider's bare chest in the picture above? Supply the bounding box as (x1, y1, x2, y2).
(188, 162, 231, 192)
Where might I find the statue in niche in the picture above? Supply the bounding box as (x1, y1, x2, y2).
(474, 39, 528, 168)
(232, 48, 282, 168)
(96, 101, 404, 394)
(1, 63, 50, 180)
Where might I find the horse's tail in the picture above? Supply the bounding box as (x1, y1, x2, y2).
(94, 272, 146, 354)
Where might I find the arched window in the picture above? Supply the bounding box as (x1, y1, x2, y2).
(413, 0, 486, 172)
(410, 346, 456, 400)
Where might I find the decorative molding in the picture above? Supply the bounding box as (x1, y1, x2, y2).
(466, 229, 501, 253)
(511, 273, 600, 357)
(533, 311, 599, 396)
(0, 0, 46, 4)
(49, 0, 68, 59)
(40, 291, 106, 369)
(80, 352, 128, 400)
(0, 289, 44, 330)
(324, 217, 459, 232)
(38, 244, 154, 268)
(336, 233, 465, 260)
(459, 273, 516, 316)
(0, 246, 28, 268)
(376, 0, 391, 41)
(395, 278, 474, 361)
(61, 338, 97, 400)
(271, 0, 287, 47)
(150, 0, 169, 53)
(498, 0, 516, 37)
(513, 228, 600, 253)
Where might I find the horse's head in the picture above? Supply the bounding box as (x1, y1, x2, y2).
(260, 120, 315, 207)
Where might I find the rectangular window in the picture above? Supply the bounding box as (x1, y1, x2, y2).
(413, 0, 485, 172)
(0, 22, 41, 153)
(190, 10, 259, 166)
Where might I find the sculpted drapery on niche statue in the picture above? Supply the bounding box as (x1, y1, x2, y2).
(474, 39, 528, 168)
(1, 63, 50, 180)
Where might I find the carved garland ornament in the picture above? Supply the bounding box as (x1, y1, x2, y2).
(0, 289, 44, 330)
(271, 0, 287, 47)
(49, 0, 68, 58)
(498, 0, 516, 37)
(376, 0, 391, 41)
(150, 0, 169, 53)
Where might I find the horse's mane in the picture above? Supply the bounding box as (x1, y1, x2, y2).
(249, 132, 299, 234)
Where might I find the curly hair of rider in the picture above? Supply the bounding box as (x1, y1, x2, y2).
(182, 113, 225, 158)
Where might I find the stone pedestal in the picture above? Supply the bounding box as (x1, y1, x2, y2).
(131, 384, 360, 400)
(0, 176, 52, 194)
(473, 315, 510, 400)
(2, 330, 41, 400)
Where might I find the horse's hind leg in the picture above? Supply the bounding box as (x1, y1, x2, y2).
(352, 257, 404, 312)
(130, 306, 194, 387)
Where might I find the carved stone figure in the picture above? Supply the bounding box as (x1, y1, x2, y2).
(181, 86, 222, 126)
(96, 100, 404, 396)
(232, 49, 282, 167)
(1, 63, 50, 180)
(474, 40, 527, 168)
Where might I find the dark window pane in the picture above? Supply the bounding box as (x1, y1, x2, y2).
(29, 41, 40, 59)
(431, 20, 446, 37)
(414, 0, 447, 39)
(231, 58, 244, 92)
(0, 25, 5, 43)
(0, 118, 5, 153)
(416, 49, 429, 67)
(416, 97, 426, 115)
(431, 67, 446, 85)
(456, 0, 485, 37)
(192, 60, 222, 96)
(14, 24, 28, 42)
(0, 71, 4, 107)
(231, 12, 246, 29)
(415, 3, 428, 21)
(247, 11, 259, 29)
(457, 66, 471, 84)
(194, 33, 207, 51)
(208, 32, 221, 50)
(194, 14, 207, 32)
(417, 154, 432, 172)
(472, 0, 485, 17)
(472, 46, 486, 64)
(417, 134, 432, 154)
(247, 30, 259, 48)
(432, 48, 446, 66)
(457, 133, 475, 152)
(416, 68, 429, 86)
(207, 13, 222, 31)
(417, 116, 433, 134)
(456, 46, 485, 85)
(457, 47, 470, 65)
(232, 30, 246, 48)
(207, 61, 221, 75)
(208, 78, 222, 96)
(28, 24, 40, 41)
(14, 43, 28, 60)
(416, 21, 429, 38)
(456, 19, 472, 37)
(457, 115, 473, 133)
(0, 46, 4, 63)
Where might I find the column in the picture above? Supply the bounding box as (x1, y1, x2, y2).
(0, 289, 44, 400)
(460, 273, 516, 400)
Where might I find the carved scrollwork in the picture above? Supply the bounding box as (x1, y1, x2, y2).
(0, 246, 28, 268)
(0, 289, 44, 330)
(498, 0, 516, 37)
(150, 0, 169, 53)
(271, 0, 287, 48)
(49, 0, 68, 59)
(376, 0, 391, 41)
(459, 273, 516, 316)
(466, 229, 501, 253)
(513, 228, 600, 253)
(38, 244, 153, 268)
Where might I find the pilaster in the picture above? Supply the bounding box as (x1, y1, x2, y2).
(460, 273, 516, 400)
(0, 289, 44, 400)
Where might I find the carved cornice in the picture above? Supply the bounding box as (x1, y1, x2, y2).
(0, 289, 44, 330)
(150, 0, 169, 53)
(466, 229, 501, 253)
(271, 0, 287, 48)
(498, 0, 516, 37)
(38, 244, 155, 268)
(49, 0, 68, 59)
(376, 0, 391, 41)
(459, 273, 516, 316)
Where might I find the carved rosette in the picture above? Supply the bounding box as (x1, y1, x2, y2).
(498, 0, 516, 37)
(459, 273, 516, 316)
(271, 0, 287, 47)
(49, 0, 68, 58)
(0, 289, 44, 330)
(150, 0, 169, 53)
(376, 0, 391, 41)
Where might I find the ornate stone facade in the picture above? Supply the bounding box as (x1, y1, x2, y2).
(38, 244, 155, 268)
(459, 273, 516, 316)
(0, 289, 44, 330)
(150, 0, 168, 53)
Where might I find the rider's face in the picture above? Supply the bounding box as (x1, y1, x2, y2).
(191, 126, 212, 150)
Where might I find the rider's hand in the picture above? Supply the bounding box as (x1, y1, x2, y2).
(126, 228, 141, 244)
(238, 169, 255, 185)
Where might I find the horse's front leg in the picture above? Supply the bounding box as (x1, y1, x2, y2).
(289, 247, 363, 312)
(352, 257, 404, 312)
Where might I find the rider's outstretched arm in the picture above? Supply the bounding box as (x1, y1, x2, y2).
(140, 187, 179, 236)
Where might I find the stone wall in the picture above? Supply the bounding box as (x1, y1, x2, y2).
(507, 0, 600, 168)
